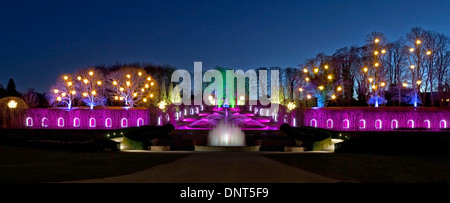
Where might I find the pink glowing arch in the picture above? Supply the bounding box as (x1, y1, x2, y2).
(310, 119, 317, 128)
(375, 119, 382, 129)
(326, 119, 333, 128)
(73, 118, 80, 128)
(424, 120, 431, 129)
(26, 117, 33, 127)
(342, 119, 350, 129)
(57, 117, 64, 127)
(440, 120, 447, 129)
(407, 120, 414, 128)
(121, 118, 128, 128)
(391, 120, 398, 129)
(42, 117, 49, 128)
(359, 119, 366, 129)
(137, 118, 144, 127)
(105, 118, 112, 128)
(89, 118, 96, 128)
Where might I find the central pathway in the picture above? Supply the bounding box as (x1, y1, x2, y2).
(69, 152, 338, 183)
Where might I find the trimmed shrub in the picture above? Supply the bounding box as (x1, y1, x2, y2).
(281, 126, 332, 151)
(122, 136, 144, 150)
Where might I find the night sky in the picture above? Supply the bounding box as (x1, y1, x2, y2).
(1, 0, 449, 93)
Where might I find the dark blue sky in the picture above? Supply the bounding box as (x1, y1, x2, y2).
(1, 0, 449, 93)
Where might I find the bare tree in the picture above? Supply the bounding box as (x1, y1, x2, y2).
(406, 27, 428, 107)
(48, 74, 78, 109)
(432, 33, 450, 107)
(74, 68, 106, 109)
(22, 88, 39, 108)
(106, 67, 155, 107)
(385, 38, 408, 106)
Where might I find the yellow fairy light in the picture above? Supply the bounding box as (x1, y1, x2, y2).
(158, 100, 167, 110)
(374, 38, 379, 43)
(327, 75, 332, 80)
(416, 39, 421, 45)
(314, 68, 319, 73)
(57, 97, 62, 101)
(113, 81, 118, 86)
(61, 92, 66, 97)
(89, 71, 94, 76)
(91, 90, 96, 95)
(307, 94, 311, 99)
(337, 86, 342, 91)
(150, 94, 154, 98)
(331, 95, 336, 100)
(126, 74, 131, 79)
(318, 85, 324, 90)
(374, 62, 379, 67)
(410, 48, 415, 52)
(143, 98, 147, 102)
(374, 51, 379, 55)
(119, 87, 124, 92)
(133, 92, 138, 97)
(381, 49, 386, 54)
(426, 50, 432, 55)
(8, 100, 17, 109)
(417, 80, 422, 85)
(403, 82, 407, 87)
(145, 84, 149, 88)
(372, 85, 376, 89)
(380, 82, 386, 87)
(77, 76, 82, 80)
(138, 72, 142, 76)
(119, 97, 124, 101)
(363, 67, 368, 73)
(126, 81, 131, 86)
(114, 96, 119, 100)
(83, 79, 89, 84)
(305, 77, 310, 82)
(97, 81, 102, 85)
(67, 82, 72, 86)
(53, 89, 59, 94)
(287, 102, 296, 111)
(303, 68, 308, 73)
(63, 75, 68, 80)
(298, 87, 303, 92)
(141, 88, 145, 92)
(147, 77, 151, 81)
(83, 92, 88, 97)
(324, 65, 329, 69)
(151, 82, 154, 86)
(71, 90, 76, 95)
(410, 65, 415, 69)
(368, 77, 373, 83)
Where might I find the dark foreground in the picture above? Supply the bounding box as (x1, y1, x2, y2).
(0, 146, 187, 183)
(1, 146, 450, 183)
(265, 153, 450, 183)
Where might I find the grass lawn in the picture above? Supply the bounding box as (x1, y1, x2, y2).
(0, 146, 188, 183)
(265, 153, 450, 183)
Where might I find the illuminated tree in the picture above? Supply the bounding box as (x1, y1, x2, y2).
(106, 67, 155, 107)
(298, 54, 340, 107)
(49, 74, 78, 109)
(406, 27, 428, 107)
(365, 32, 389, 107)
(74, 68, 106, 109)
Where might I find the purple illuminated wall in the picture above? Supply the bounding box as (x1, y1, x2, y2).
(300, 107, 450, 131)
(17, 105, 450, 132)
(23, 107, 168, 129)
